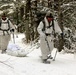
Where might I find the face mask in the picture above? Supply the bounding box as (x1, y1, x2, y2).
(47, 17, 53, 22)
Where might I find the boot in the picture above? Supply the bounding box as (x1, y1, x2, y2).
(43, 59, 50, 64)
(2, 49, 6, 54)
(40, 55, 53, 59)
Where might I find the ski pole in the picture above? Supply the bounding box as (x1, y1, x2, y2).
(45, 37, 50, 51)
(12, 32, 15, 44)
(53, 49, 58, 61)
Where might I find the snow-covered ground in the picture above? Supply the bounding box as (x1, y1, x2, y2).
(0, 33, 76, 75)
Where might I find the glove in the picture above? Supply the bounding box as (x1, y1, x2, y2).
(61, 33, 63, 36)
(10, 29, 14, 32)
(60, 33, 64, 39)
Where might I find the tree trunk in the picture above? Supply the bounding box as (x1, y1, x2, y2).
(57, 0, 64, 51)
(25, 0, 31, 43)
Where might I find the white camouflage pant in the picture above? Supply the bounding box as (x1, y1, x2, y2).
(40, 36, 54, 59)
(0, 34, 10, 51)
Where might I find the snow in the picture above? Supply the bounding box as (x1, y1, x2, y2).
(0, 3, 14, 8)
(8, 9, 14, 14)
(0, 33, 76, 75)
(0, 3, 14, 15)
(0, 11, 3, 14)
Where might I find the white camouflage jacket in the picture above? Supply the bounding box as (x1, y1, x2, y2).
(37, 17, 62, 37)
(0, 18, 14, 35)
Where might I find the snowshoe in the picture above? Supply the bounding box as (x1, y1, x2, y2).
(43, 59, 50, 64)
(47, 55, 53, 59)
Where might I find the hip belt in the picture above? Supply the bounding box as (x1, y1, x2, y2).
(0, 30, 9, 35)
(45, 33, 52, 36)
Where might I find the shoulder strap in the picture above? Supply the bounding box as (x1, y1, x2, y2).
(52, 19, 55, 31)
(7, 20, 10, 30)
(52, 19, 56, 37)
(0, 20, 2, 27)
(42, 20, 45, 31)
(0, 20, 2, 30)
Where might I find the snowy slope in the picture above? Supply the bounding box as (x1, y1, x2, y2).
(0, 33, 76, 75)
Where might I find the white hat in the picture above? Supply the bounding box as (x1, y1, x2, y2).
(45, 11, 54, 18)
(46, 11, 52, 16)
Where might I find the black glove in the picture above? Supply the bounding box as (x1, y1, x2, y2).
(60, 33, 64, 39)
(10, 29, 14, 32)
(61, 33, 63, 36)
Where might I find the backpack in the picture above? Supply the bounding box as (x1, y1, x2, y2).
(0, 19, 10, 31)
(36, 12, 46, 26)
